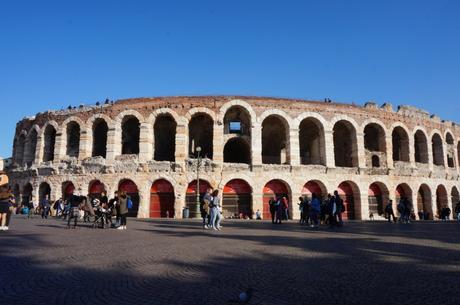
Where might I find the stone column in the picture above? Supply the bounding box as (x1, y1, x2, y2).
(385, 136, 394, 169)
(79, 129, 91, 160)
(252, 192, 264, 219)
(54, 132, 65, 162)
(356, 132, 366, 169)
(358, 190, 368, 220)
(324, 130, 335, 168)
(411, 190, 419, 219)
(409, 135, 416, 167)
(106, 127, 120, 163)
(137, 183, 150, 218)
(454, 144, 460, 174)
(431, 193, 438, 220)
(139, 122, 153, 162)
(291, 192, 301, 220)
(252, 123, 262, 166)
(35, 136, 44, 164)
(175, 191, 186, 219)
(428, 141, 434, 172)
(175, 123, 188, 162)
(213, 123, 224, 163)
(289, 128, 300, 166)
(442, 142, 448, 169)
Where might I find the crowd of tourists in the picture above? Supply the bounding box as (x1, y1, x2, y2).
(294, 191, 346, 228)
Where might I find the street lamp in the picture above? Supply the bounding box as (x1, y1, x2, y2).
(195, 146, 202, 218)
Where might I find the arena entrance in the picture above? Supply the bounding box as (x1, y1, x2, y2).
(119, 180, 139, 217)
(337, 181, 357, 220)
(186, 180, 212, 218)
(62, 182, 75, 200)
(368, 183, 388, 217)
(301, 180, 326, 200)
(150, 179, 175, 218)
(263, 180, 290, 220)
(222, 179, 252, 219)
(88, 180, 106, 199)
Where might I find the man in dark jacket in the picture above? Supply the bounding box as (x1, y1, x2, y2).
(385, 200, 396, 223)
(334, 191, 344, 226)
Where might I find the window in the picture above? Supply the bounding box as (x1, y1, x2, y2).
(229, 121, 242, 134)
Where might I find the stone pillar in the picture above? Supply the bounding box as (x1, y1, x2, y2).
(408, 135, 416, 167)
(137, 183, 150, 218)
(356, 132, 366, 168)
(431, 193, 438, 220)
(175, 190, 186, 219)
(213, 123, 224, 163)
(79, 129, 91, 160)
(357, 190, 368, 220)
(139, 122, 153, 162)
(291, 191, 302, 220)
(252, 123, 262, 165)
(175, 123, 187, 162)
(385, 136, 394, 169)
(428, 140, 434, 172)
(454, 145, 460, 174)
(54, 132, 65, 162)
(411, 190, 419, 219)
(289, 128, 300, 166)
(106, 127, 120, 162)
(252, 192, 264, 219)
(442, 142, 448, 169)
(35, 136, 44, 164)
(324, 130, 335, 168)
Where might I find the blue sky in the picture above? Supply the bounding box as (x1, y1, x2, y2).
(1, 0, 459, 158)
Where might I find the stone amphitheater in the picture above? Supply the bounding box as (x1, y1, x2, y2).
(7, 96, 460, 220)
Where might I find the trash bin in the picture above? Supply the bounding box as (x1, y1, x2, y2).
(182, 207, 189, 219)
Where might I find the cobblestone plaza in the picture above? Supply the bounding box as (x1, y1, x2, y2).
(1, 217, 459, 305)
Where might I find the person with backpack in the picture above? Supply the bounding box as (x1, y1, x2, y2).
(67, 193, 82, 229)
(385, 200, 396, 223)
(41, 194, 51, 219)
(116, 191, 130, 230)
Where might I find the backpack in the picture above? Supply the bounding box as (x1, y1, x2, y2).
(127, 198, 133, 209)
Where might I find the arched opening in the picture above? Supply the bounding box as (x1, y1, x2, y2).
(301, 180, 327, 200)
(188, 114, 213, 159)
(395, 183, 412, 217)
(262, 179, 290, 219)
(364, 123, 386, 152)
(22, 183, 33, 206)
(15, 134, 26, 165)
(333, 121, 358, 167)
(337, 181, 360, 220)
(432, 133, 444, 166)
(24, 129, 38, 165)
(62, 181, 75, 201)
(371, 155, 380, 168)
(299, 118, 325, 165)
(92, 119, 108, 158)
(223, 138, 251, 164)
(417, 184, 432, 220)
(414, 130, 429, 163)
(186, 179, 212, 218)
(66, 122, 80, 158)
(88, 180, 106, 199)
(154, 115, 176, 162)
(452, 187, 459, 219)
(435, 185, 448, 219)
(368, 183, 389, 216)
(446, 133, 455, 168)
(392, 127, 410, 162)
(262, 115, 289, 164)
(43, 125, 56, 162)
(223, 106, 251, 137)
(150, 179, 175, 218)
(223, 179, 252, 219)
(38, 182, 51, 204)
(118, 179, 140, 217)
(121, 116, 140, 155)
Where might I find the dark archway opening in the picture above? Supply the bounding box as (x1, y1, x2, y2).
(392, 127, 410, 162)
(66, 122, 80, 158)
(154, 115, 176, 162)
(262, 116, 288, 164)
(25, 129, 38, 166)
(122, 117, 140, 155)
(92, 119, 108, 158)
(223, 138, 251, 164)
(43, 125, 56, 162)
(432, 134, 444, 166)
(414, 130, 429, 163)
(333, 121, 357, 167)
(299, 118, 324, 165)
(188, 114, 213, 159)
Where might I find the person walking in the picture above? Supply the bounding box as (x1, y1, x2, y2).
(211, 190, 222, 230)
(455, 202, 460, 223)
(202, 188, 213, 229)
(67, 193, 81, 229)
(269, 197, 276, 224)
(53, 197, 63, 218)
(309, 193, 321, 228)
(5, 188, 15, 230)
(281, 195, 289, 221)
(108, 191, 118, 227)
(334, 191, 344, 226)
(41, 194, 51, 219)
(385, 200, 396, 223)
(397, 198, 406, 223)
(403, 198, 412, 223)
(0, 178, 13, 231)
(298, 196, 305, 225)
(274, 197, 282, 224)
(116, 191, 129, 230)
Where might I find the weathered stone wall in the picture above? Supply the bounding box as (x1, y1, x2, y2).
(7, 96, 460, 220)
